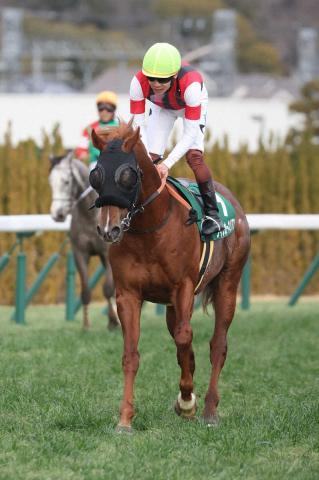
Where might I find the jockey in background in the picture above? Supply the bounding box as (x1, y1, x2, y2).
(75, 90, 119, 170)
(130, 42, 224, 236)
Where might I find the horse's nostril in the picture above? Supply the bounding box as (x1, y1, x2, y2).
(110, 226, 121, 241)
(53, 211, 65, 222)
(97, 225, 102, 236)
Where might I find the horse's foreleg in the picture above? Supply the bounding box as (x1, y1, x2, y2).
(166, 305, 195, 376)
(116, 290, 142, 432)
(73, 250, 91, 329)
(171, 283, 196, 418)
(106, 296, 119, 330)
(203, 271, 240, 424)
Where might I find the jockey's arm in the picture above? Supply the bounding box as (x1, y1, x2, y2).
(129, 76, 149, 151)
(75, 127, 90, 162)
(163, 82, 202, 169)
(77, 150, 89, 162)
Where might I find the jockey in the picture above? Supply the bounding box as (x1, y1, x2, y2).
(75, 90, 119, 170)
(130, 42, 224, 236)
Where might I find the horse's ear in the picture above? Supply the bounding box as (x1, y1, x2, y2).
(91, 129, 107, 152)
(122, 127, 140, 153)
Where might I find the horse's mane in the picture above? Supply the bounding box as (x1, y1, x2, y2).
(72, 156, 89, 175)
(96, 119, 136, 146)
(49, 151, 72, 171)
(49, 151, 89, 182)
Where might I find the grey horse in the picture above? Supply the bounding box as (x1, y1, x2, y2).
(49, 151, 118, 329)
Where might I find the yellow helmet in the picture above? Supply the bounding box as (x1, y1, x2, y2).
(142, 43, 181, 78)
(95, 90, 118, 107)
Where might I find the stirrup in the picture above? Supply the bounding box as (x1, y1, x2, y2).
(201, 215, 224, 235)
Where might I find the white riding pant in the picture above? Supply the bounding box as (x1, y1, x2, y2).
(146, 103, 207, 156)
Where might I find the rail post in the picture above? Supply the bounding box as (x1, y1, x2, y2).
(11, 253, 60, 321)
(288, 253, 319, 306)
(156, 304, 165, 315)
(0, 240, 19, 274)
(0, 252, 11, 273)
(15, 235, 27, 324)
(241, 255, 251, 310)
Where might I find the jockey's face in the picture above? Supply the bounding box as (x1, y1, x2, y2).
(97, 103, 116, 123)
(147, 77, 173, 95)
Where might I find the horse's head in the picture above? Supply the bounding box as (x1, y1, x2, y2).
(89, 124, 143, 243)
(49, 151, 86, 221)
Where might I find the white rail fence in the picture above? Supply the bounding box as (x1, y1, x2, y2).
(0, 214, 318, 321)
(1, 214, 319, 233)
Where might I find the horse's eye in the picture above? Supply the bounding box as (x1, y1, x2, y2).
(89, 166, 104, 191)
(115, 165, 138, 191)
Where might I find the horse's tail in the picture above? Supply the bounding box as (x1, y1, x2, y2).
(201, 278, 218, 313)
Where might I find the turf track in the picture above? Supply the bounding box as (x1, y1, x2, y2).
(0, 302, 318, 479)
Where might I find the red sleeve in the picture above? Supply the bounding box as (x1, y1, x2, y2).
(75, 127, 90, 156)
(130, 99, 146, 114)
(185, 105, 201, 120)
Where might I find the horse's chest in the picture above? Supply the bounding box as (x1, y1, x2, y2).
(71, 228, 104, 256)
(111, 248, 191, 304)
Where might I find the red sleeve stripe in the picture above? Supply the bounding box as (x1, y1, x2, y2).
(75, 147, 87, 155)
(185, 105, 201, 120)
(130, 99, 145, 114)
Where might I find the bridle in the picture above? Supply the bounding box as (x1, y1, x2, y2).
(88, 138, 171, 234)
(120, 177, 168, 232)
(90, 171, 169, 233)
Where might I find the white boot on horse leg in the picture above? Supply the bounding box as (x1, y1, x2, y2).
(175, 392, 197, 419)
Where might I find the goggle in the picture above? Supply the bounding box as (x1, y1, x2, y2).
(97, 103, 116, 113)
(146, 76, 174, 84)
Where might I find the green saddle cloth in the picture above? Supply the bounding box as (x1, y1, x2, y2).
(167, 177, 236, 241)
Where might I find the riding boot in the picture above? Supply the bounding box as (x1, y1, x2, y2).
(198, 180, 225, 236)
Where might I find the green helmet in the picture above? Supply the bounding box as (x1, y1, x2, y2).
(142, 43, 182, 78)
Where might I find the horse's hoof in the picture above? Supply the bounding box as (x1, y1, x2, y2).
(201, 414, 219, 427)
(107, 320, 119, 331)
(174, 392, 197, 419)
(115, 424, 133, 434)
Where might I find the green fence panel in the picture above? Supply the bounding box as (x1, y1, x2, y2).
(288, 253, 319, 306)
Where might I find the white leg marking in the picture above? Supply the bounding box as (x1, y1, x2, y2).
(178, 392, 196, 411)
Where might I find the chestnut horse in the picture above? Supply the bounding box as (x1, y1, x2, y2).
(89, 122, 250, 432)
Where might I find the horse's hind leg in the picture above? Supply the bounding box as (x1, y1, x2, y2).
(168, 283, 197, 419)
(100, 256, 119, 330)
(203, 270, 241, 424)
(73, 250, 91, 329)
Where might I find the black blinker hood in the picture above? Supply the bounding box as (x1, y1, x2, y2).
(89, 138, 141, 209)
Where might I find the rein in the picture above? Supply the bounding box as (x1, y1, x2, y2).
(120, 177, 169, 233)
(127, 194, 173, 234)
(75, 186, 94, 205)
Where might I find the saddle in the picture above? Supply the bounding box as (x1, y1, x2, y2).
(166, 177, 236, 293)
(166, 177, 236, 241)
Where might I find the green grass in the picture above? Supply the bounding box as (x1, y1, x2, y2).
(0, 302, 318, 480)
